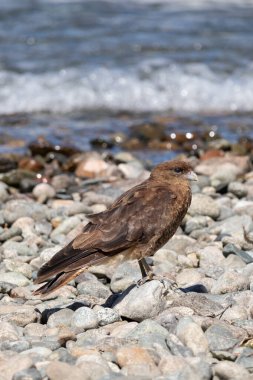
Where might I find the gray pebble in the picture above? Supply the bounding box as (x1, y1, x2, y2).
(71, 306, 98, 332)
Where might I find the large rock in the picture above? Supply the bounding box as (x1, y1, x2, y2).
(2, 199, 47, 224)
(112, 280, 170, 321)
(176, 317, 209, 355)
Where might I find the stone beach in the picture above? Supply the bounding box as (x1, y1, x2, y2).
(0, 136, 253, 380)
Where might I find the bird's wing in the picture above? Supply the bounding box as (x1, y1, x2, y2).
(35, 182, 177, 283)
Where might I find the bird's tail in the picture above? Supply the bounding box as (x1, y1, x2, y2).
(33, 268, 84, 296)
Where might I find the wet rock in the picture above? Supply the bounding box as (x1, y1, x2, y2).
(214, 360, 251, 380)
(211, 270, 249, 294)
(176, 317, 209, 355)
(189, 194, 220, 219)
(113, 280, 169, 322)
(71, 307, 98, 332)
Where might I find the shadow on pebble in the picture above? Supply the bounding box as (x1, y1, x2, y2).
(36, 282, 208, 324)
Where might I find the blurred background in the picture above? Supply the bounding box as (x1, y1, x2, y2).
(1, 0, 253, 164)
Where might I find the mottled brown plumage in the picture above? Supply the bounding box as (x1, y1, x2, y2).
(34, 159, 197, 295)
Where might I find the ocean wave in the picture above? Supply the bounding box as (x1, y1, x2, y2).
(1, 63, 253, 114)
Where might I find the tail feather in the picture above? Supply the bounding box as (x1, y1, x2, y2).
(33, 268, 84, 296)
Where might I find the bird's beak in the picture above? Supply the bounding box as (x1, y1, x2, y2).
(185, 170, 198, 181)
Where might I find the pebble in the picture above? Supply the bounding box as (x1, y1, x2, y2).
(1, 152, 253, 379)
(228, 181, 248, 198)
(33, 183, 56, 203)
(213, 360, 251, 380)
(71, 307, 99, 332)
(211, 270, 249, 294)
(176, 317, 209, 355)
(0, 272, 30, 286)
(189, 193, 220, 219)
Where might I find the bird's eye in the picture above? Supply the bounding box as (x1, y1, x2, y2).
(173, 167, 183, 173)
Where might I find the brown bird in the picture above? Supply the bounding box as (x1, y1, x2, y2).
(34, 159, 197, 295)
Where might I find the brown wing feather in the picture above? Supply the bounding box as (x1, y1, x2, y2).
(35, 181, 177, 284)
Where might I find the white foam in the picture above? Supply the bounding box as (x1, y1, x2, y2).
(1, 63, 253, 114)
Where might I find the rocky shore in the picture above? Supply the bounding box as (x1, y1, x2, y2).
(0, 137, 253, 380)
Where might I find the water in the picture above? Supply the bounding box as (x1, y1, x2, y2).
(0, 0, 253, 161)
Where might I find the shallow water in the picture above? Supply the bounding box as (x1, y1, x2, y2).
(0, 0, 253, 162)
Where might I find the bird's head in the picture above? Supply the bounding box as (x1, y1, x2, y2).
(150, 160, 198, 183)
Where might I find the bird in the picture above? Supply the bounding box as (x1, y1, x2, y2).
(34, 159, 197, 295)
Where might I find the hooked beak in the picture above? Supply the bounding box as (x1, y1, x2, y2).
(185, 170, 198, 181)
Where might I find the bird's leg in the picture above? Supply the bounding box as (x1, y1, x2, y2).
(137, 258, 179, 291)
(138, 258, 153, 279)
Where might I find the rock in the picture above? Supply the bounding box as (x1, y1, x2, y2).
(221, 304, 248, 321)
(20, 346, 52, 358)
(209, 215, 253, 242)
(0, 182, 9, 202)
(46, 361, 85, 380)
(113, 280, 169, 321)
(126, 319, 169, 349)
(0, 226, 22, 242)
(176, 317, 209, 355)
(39, 245, 63, 264)
(223, 244, 253, 264)
(0, 321, 20, 342)
(71, 307, 98, 332)
(166, 333, 193, 357)
(211, 270, 249, 294)
(0, 281, 15, 294)
(235, 347, 253, 372)
(0, 304, 37, 327)
(185, 216, 212, 234)
(116, 346, 160, 377)
(50, 216, 81, 243)
(189, 194, 220, 219)
(12, 367, 42, 380)
(176, 268, 204, 287)
(0, 272, 30, 287)
(214, 360, 251, 380)
(118, 161, 145, 179)
(33, 183, 56, 203)
(94, 306, 121, 326)
(75, 157, 108, 178)
(110, 261, 141, 293)
(47, 309, 74, 328)
(77, 280, 112, 300)
(3, 199, 47, 224)
(205, 323, 245, 352)
(0, 355, 33, 380)
(234, 200, 253, 218)
(164, 235, 196, 254)
(228, 181, 248, 198)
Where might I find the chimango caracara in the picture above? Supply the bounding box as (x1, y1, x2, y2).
(34, 160, 197, 295)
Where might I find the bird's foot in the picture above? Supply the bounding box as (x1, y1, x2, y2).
(136, 272, 179, 292)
